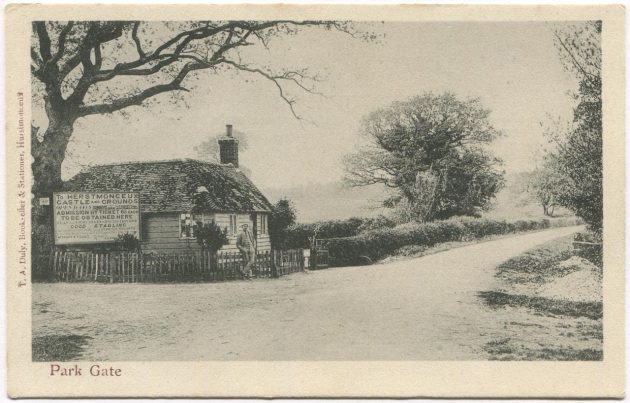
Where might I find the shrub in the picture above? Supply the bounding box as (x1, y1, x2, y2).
(269, 198, 297, 249)
(115, 233, 140, 251)
(282, 217, 368, 249)
(194, 222, 229, 254)
(32, 222, 54, 255)
(573, 231, 603, 267)
(357, 215, 397, 233)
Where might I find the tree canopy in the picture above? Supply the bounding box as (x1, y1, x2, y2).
(344, 92, 504, 221)
(529, 158, 571, 217)
(546, 21, 602, 232)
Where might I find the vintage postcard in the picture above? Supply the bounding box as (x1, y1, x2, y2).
(5, 3, 625, 398)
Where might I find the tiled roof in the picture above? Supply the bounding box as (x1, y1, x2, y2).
(64, 159, 273, 213)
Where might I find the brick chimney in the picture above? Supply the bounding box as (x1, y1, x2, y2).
(218, 124, 239, 167)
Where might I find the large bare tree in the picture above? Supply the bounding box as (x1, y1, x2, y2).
(30, 20, 362, 251)
(31, 20, 361, 197)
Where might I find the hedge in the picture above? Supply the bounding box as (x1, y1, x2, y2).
(326, 216, 581, 266)
(282, 216, 396, 249)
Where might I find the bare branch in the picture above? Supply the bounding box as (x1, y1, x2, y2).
(93, 44, 102, 70)
(34, 22, 53, 61)
(77, 62, 206, 117)
(221, 59, 323, 119)
(59, 22, 124, 81)
(49, 22, 74, 65)
(31, 48, 43, 69)
(131, 22, 146, 59)
(553, 30, 599, 85)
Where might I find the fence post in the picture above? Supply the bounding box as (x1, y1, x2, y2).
(109, 253, 115, 283)
(271, 250, 279, 278)
(53, 250, 59, 281)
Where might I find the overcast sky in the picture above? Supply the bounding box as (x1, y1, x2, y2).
(34, 21, 579, 190)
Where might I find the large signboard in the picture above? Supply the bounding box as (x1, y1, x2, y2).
(53, 192, 141, 245)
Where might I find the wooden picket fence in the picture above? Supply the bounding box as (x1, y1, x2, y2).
(33, 249, 307, 283)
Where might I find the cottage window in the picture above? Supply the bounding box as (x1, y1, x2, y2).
(180, 213, 202, 239)
(258, 214, 268, 235)
(229, 214, 238, 236)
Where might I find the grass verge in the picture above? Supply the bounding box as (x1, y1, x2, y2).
(484, 338, 603, 361)
(495, 235, 575, 284)
(478, 291, 602, 320)
(32, 334, 92, 361)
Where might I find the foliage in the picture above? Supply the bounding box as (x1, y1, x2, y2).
(344, 92, 505, 222)
(268, 198, 297, 248)
(356, 215, 397, 232)
(194, 222, 229, 254)
(32, 220, 55, 255)
(282, 217, 372, 249)
(528, 158, 572, 217)
(547, 21, 602, 232)
(503, 171, 538, 207)
(573, 232, 603, 267)
(325, 216, 579, 266)
(114, 233, 140, 251)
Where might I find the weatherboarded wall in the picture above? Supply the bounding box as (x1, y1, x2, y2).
(141, 213, 198, 253)
(141, 212, 270, 253)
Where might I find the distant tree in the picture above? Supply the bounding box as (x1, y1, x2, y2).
(549, 21, 602, 232)
(505, 171, 538, 208)
(194, 222, 229, 254)
(268, 198, 297, 249)
(529, 159, 571, 216)
(344, 92, 504, 222)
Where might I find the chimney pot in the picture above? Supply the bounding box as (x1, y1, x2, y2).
(218, 124, 239, 167)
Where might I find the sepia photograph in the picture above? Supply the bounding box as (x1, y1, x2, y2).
(5, 3, 625, 398)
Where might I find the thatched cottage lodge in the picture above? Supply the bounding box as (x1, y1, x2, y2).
(63, 125, 273, 253)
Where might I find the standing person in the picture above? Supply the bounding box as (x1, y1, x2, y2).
(236, 223, 257, 280)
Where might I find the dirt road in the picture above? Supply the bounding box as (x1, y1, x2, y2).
(33, 226, 588, 361)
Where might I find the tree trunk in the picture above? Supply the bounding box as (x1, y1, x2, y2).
(32, 119, 74, 198)
(421, 168, 446, 222)
(31, 117, 75, 254)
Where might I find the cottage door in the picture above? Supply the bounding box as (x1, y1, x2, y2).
(249, 213, 258, 239)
